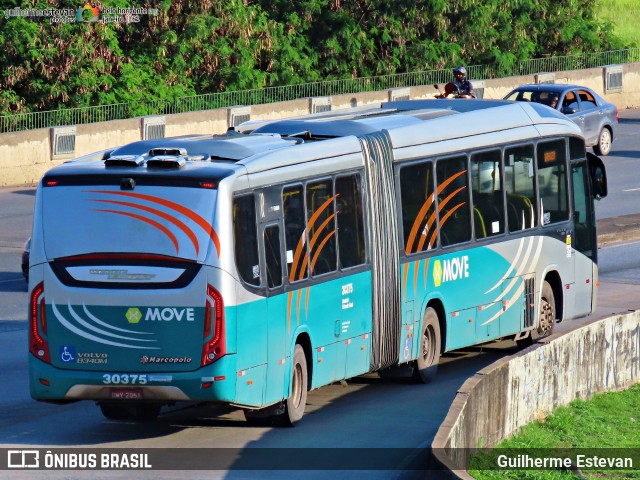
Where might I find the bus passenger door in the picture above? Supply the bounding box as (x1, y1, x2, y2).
(500, 274, 533, 337)
(571, 160, 596, 317)
(261, 222, 288, 406)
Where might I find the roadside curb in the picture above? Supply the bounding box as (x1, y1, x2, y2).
(598, 214, 640, 247)
(429, 310, 640, 478)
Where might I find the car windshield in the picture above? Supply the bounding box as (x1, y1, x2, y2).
(505, 90, 559, 108)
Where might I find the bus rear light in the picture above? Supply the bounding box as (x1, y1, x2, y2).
(201, 284, 226, 366)
(39, 378, 50, 386)
(29, 282, 51, 364)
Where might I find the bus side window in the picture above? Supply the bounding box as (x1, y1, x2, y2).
(335, 174, 366, 268)
(504, 145, 537, 231)
(283, 185, 308, 282)
(436, 156, 471, 246)
(264, 225, 283, 288)
(233, 194, 261, 286)
(306, 179, 337, 276)
(471, 150, 504, 238)
(537, 139, 569, 225)
(569, 136, 586, 160)
(399, 161, 436, 254)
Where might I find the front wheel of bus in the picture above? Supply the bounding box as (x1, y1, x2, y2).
(413, 307, 441, 384)
(517, 281, 556, 349)
(533, 281, 556, 341)
(281, 344, 308, 426)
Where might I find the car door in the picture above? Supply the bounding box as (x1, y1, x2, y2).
(561, 90, 585, 137)
(576, 89, 600, 146)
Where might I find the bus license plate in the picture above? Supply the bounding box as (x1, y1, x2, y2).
(110, 388, 143, 400)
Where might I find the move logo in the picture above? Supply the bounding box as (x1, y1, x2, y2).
(126, 307, 142, 324)
(126, 307, 195, 323)
(432, 256, 469, 287)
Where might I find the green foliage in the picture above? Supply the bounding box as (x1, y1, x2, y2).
(0, 0, 631, 115)
(470, 384, 640, 479)
(597, 0, 640, 47)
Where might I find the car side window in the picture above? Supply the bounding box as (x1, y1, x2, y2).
(518, 91, 533, 102)
(577, 89, 597, 109)
(563, 91, 579, 111)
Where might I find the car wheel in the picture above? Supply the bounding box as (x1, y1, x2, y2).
(593, 127, 612, 156)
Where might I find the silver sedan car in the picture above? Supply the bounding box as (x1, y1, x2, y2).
(504, 84, 618, 155)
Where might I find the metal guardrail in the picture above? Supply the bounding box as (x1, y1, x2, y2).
(1, 48, 639, 134)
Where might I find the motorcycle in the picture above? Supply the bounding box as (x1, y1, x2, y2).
(434, 83, 475, 99)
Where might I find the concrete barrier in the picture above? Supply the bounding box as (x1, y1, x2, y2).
(432, 310, 640, 478)
(1, 63, 639, 188)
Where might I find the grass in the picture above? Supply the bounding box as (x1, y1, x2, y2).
(469, 383, 640, 479)
(597, 0, 640, 47)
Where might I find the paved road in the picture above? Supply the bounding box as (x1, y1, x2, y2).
(595, 109, 640, 219)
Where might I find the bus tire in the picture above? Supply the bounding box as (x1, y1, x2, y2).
(517, 280, 556, 348)
(280, 344, 308, 426)
(413, 307, 441, 384)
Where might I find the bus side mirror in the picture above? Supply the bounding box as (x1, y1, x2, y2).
(587, 152, 607, 200)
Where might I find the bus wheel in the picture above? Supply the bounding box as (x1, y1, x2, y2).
(517, 281, 556, 348)
(533, 281, 556, 340)
(281, 344, 308, 426)
(413, 307, 441, 384)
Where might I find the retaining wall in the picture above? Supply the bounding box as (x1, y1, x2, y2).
(1, 63, 639, 188)
(432, 310, 640, 478)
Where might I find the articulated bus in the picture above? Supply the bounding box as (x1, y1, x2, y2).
(29, 99, 607, 424)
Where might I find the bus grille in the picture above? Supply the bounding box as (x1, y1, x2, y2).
(524, 276, 535, 328)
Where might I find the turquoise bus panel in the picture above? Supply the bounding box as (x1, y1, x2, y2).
(499, 275, 526, 337)
(447, 308, 476, 351)
(264, 292, 288, 406)
(30, 351, 238, 403)
(402, 240, 543, 352)
(313, 341, 346, 387)
(46, 303, 207, 372)
(398, 322, 416, 364)
(285, 270, 372, 388)
(235, 298, 268, 372)
(235, 363, 267, 407)
(345, 334, 370, 378)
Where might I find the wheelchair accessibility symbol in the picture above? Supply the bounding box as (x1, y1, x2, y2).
(60, 346, 76, 363)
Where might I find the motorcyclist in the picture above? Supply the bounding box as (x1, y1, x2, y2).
(450, 66, 474, 98)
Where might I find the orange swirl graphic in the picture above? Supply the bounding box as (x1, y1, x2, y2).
(86, 190, 220, 257)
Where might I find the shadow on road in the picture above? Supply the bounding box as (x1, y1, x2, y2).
(11, 188, 36, 196)
(221, 346, 511, 478)
(609, 149, 640, 160)
(0, 272, 27, 293)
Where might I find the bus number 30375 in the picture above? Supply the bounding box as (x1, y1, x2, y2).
(102, 374, 148, 385)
